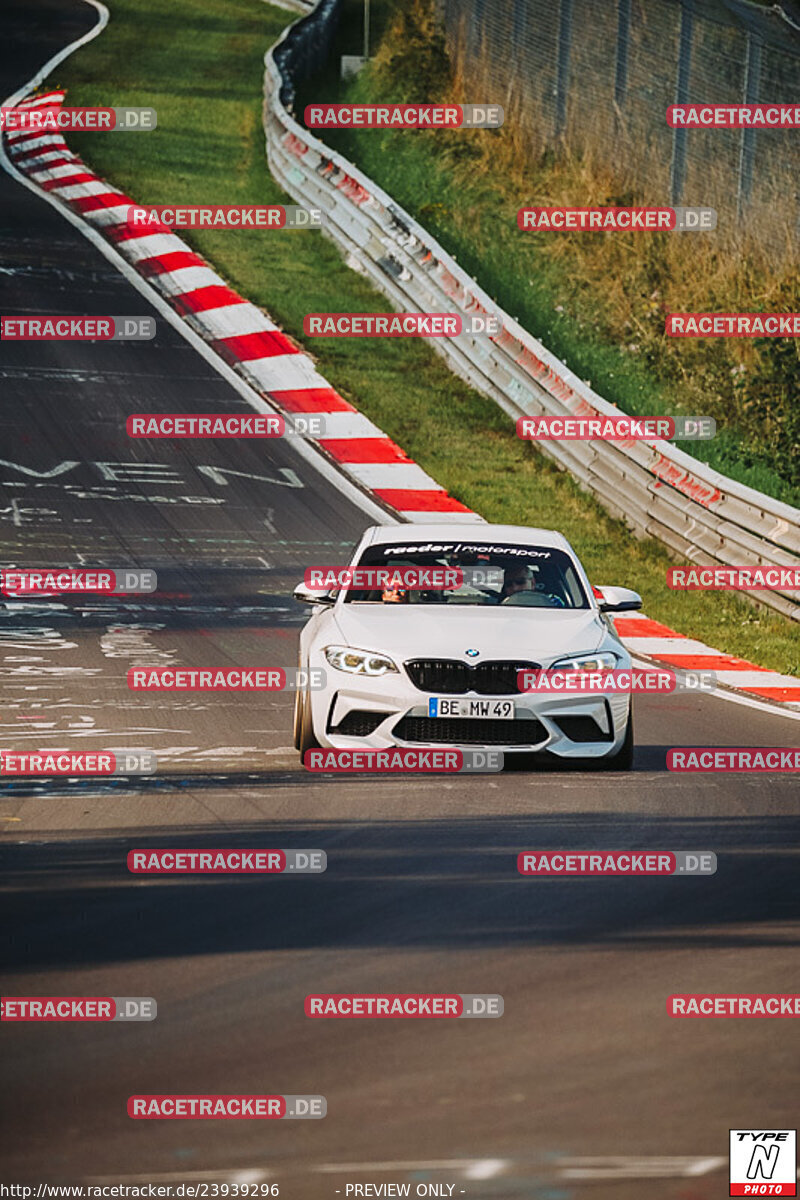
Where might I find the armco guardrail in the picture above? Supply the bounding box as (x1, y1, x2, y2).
(263, 1, 800, 622)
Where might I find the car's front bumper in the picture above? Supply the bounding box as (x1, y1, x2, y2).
(310, 669, 631, 758)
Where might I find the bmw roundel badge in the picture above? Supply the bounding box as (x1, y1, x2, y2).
(465, 648, 480, 658)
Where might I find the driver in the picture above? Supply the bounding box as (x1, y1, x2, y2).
(381, 585, 409, 603)
(499, 564, 536, 600)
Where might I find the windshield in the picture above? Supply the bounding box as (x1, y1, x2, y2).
(343, 541, 589, 609)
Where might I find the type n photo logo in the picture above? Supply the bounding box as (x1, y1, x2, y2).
(729, 1130, 796, 1195)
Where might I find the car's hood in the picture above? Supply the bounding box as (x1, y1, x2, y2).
(330, 604, 610, 665)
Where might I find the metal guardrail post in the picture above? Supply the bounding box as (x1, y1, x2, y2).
(513, 0, 527, 46)
(555, 0, 573, 138)
(737, 31, 763, 218)
(670, 0, 694, 207)
(615, 0, 632, 108)
(472, 0, 487, 53)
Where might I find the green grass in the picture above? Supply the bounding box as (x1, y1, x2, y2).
(55, 0, 800, 677)
(299, 0, 800, 507)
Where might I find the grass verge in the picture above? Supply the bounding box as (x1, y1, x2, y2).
(55, 0, 800, 676)
(302, 0, 800, 504)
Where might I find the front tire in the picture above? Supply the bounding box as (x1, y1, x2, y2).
(600, 709, 634, 770)
(296, 687, 320, 759)
(292, 686, 303, 750)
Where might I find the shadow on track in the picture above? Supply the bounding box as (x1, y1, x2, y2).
(2, 813, 800, 969)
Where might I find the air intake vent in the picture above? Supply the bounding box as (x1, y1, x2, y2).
(552, 715, 612, 743)
(330, 710, 389, 737)
(393, 715, 547, 746)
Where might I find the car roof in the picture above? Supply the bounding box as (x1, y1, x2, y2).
(365, 523, 573, 552)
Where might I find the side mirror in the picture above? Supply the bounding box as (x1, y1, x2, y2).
(594, 585, 643, 613)
(293, 582, 335, 606)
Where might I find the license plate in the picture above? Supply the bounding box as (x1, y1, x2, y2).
(428, 697, 515, 719)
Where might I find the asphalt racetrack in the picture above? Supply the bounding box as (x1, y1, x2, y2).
(1, 3, 799, 1197)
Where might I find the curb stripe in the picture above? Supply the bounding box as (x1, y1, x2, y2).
(107, 218, 171, 241)
(171, 286, 246, 314)
(137, 250, 207, 276)
(372, 488, 473, 513)
(614, 616, 682, 638)
(241, 354, 329, 392)
(41, 173, 98, 192)
(119, 234, 196, 261)
(270, 388, 355, 413)
(82, 204, 134, 225)
(12, 149, 76, 167)
(182, 304, 278, 339)
(649, 653, 761, 669)
(320, 437, 414, 464)
(29, 160, 88, 180)
(10, 134, 66, 154)
(745, 686, 800, 702)
(310, 412, 384, 438)
(212, 331, 299, 362)
(72, 192, 131, 213)
(153, 268, 231, 299)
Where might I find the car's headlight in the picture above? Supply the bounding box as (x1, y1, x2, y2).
(549, 651, 619, 672)
(324, 646, 399, 676)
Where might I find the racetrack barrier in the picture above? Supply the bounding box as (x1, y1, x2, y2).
(263, 0, 800, 623)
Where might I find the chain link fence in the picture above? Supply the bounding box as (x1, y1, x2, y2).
(436, 0, 800, 258)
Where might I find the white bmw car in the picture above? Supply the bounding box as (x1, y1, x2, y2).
(293, 523, 642, 768)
